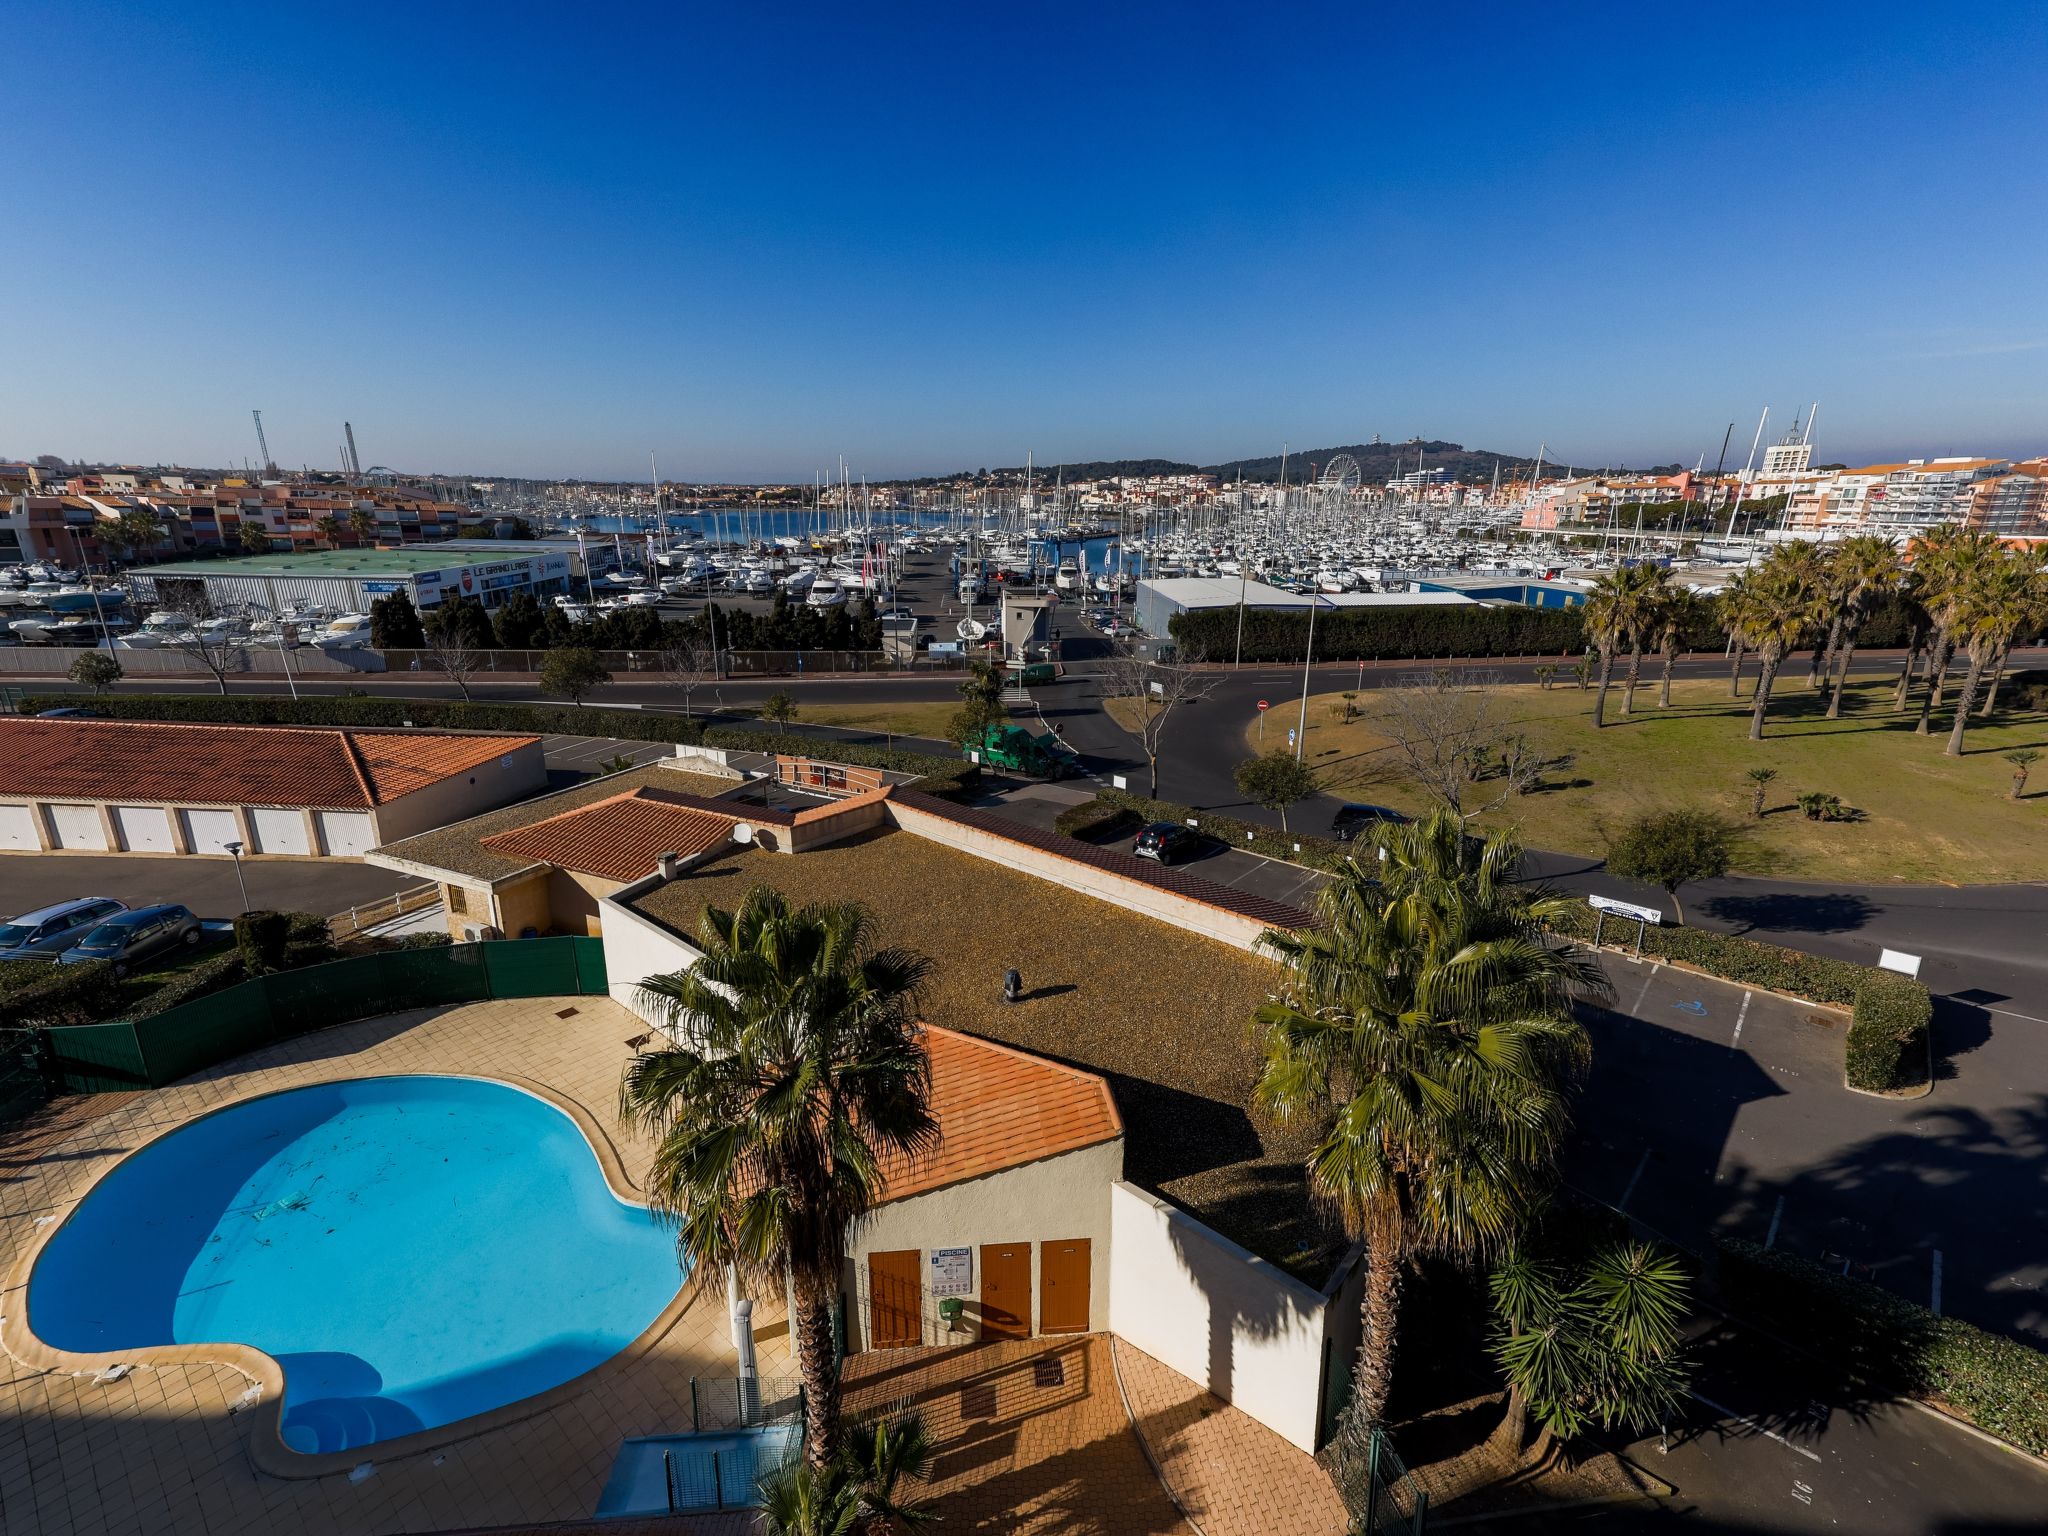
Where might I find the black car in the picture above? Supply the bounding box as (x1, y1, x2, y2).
(1133, 821, 1202, 865)
(35, 706, 101, 718)
(1331, 803, 1409, 842)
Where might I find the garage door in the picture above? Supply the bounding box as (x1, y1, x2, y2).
(251, 807, 310, 855)
(315, 810, 374, 857)
(0, 804, 37, 851)
(111, 805, 173, 854)
(179, 807, 242, 855)
(48, 805, 107, 850)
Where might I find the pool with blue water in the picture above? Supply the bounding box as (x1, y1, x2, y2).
(29, 1075, 684, 1453)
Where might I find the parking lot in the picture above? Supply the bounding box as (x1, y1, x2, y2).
(537, 730, 679, 782)
(0, 853, 413, 928)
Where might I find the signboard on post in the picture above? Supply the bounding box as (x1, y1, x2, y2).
(929, 1247, 973, 1298)
(1878, 948, 1923, 978)
(1589, 894, 1663, 925)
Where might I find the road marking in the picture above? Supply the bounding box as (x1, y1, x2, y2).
(1629, 964, 1664, 1015)
(1732, 991, 1753, 1048)
(1968, 1002, 2048, 1025)
(1791, 1478, 1813, 1505)
(1932, 1249, 1944, 1316)
(1689, 1391, 1823, 1463)
(1618, 1147, 1651, 1212)
(1766, 1195, 1785, 1248)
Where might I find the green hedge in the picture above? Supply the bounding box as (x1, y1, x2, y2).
(1846, 970, 1933, 1091)
(1063, 787, 1354, 871)
(1717, 1238, 2048, 1455)
(1167, 603, 1586, 664)
(1543, 903, 1869, 1007)
(0, 959, 124, 1029)
(698, 724, 981, 798)
(1053, 797, 1141, 843)
(126, 951, 245, 1020)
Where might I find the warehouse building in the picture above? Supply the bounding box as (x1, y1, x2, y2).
(0, 719, 545, 857)
(129, 545, 580, 617)
(1131, 576, 1475, 637)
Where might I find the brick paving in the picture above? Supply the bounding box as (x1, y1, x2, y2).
(1111, 1339, 1347, 1536)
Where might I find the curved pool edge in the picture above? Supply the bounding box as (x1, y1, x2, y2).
(2, 1069, 703, 1481)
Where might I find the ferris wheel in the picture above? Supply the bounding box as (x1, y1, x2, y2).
(1316, 453, 1364, 492)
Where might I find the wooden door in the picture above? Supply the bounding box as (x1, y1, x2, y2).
(979, 1242, 1032, 1339)
(868, 1249, 922, 1349)
(1039, 1238, 1091, 1334)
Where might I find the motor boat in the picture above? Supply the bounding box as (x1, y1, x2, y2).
(806, 578, 847, 610)
(314, 613, 374, 649)
(622, 589, 664, 608)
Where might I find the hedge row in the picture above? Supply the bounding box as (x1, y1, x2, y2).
(1717, 1237, 2048, 1455)
(0, 959, 124, 1029)
(1846, 970, 1934, 1091)
(1167, 603, 1586, 664)
(1062, 787, 1354, 870)
(1543, 903, 1870, 1007)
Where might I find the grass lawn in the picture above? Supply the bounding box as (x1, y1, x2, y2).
(1271, 676, 2048, 885)
(787, 699, 963, 741)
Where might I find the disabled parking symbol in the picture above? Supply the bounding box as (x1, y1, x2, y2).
(1671, 999, 1707, 1016)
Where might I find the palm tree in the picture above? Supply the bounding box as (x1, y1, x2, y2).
(314, 513, 341, 548)
(1735, 549, 1828, 741)
(1621, 566, 1672, 715)
(1945, 552, 2037, 757)
(1253, 812, 1600, 1448)
(757, 1411, 939, 1536)
(622, 890, 938, 1469)
(1718, 576, 1753, 698)
(1976, 548, 2048, 718)
(1582, 566, 1655, 727)
(1821, 535, 1902, 719)
(1745, 766, 1777, 818)
(1652, 584, 1699, 708)
(1908, 527, 2000, 735)
(348, 507, 376, 545)
(2005, 750, 2040, 801)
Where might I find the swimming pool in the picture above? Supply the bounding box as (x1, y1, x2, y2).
(29, 1075, 684, 1454)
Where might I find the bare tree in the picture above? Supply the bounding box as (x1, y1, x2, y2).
(155, 591, 252, 695)
(1094, 641, 1218, 797)
(422, 621, 486, 701)
(1375, 669, 1555, 819)
(659, 629, 719, 718)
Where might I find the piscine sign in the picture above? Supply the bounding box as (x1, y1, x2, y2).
(929, 1247, 973, 1298)
(1588, 894, 1663, 925)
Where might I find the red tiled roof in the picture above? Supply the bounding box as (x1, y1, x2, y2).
(0, 719, 536, 810)
(479, 789, 735, 881)
(889, 791, 1315, 931)
(883, 1026, 1121, 1201)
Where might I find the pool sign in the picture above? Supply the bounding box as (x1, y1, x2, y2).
(929, 1247, 974, 1298)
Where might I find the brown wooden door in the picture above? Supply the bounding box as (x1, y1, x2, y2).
(868, 1249, 922, 1349)
(979, 1242, 1032, 1339)
(1039, 1238, 1091, 1334)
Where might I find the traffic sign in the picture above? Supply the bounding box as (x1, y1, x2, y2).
(1256, 700, 1269, 711)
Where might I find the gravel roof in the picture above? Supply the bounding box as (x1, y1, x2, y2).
(630, 826, 1341, 1278)
(374, 763, 746, 882)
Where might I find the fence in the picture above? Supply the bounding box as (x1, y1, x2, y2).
(328, 883, 441, 942)
(0, 644, 376, 676)
(1328, 1428, 1429, 1536)
(374, 647, 970, 678)
(688, 1374, 805, 1433)
(44, 936, 608, 1094)
(0, 1029, 51, 1128)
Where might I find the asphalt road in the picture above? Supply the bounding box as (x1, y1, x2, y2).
(0, 852, 412, 924)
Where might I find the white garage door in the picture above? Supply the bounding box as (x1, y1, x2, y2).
(251, 807, 311, 855)
(111, 805, 174, 854)
(0, 804, 37, 851)
(315, 810, 374, 857)
(48, 804, 107, 850)
(180, 807, 242, 855)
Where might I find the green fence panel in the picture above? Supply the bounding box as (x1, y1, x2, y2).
(134, 982, 275, 1087)
(48, 1021, 151, 1093)
(571, 936, 610, 995)
(480, 936, 584, 998)
(383, 943, 492, 1010)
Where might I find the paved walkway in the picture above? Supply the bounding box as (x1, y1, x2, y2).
(0, 996, 787, 1536)
(1112, 1339, 1347, 1536)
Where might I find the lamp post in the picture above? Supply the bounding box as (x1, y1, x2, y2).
(1294, 592, 1325, 763)
(223, 840, 251, 913)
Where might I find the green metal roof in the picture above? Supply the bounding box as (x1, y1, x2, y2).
(146, 547, 557, 578)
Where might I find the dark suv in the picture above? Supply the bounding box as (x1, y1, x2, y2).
(1133, 822, 1202, 865)
(1331, 803, 1409, 842)
(61, 904, 204, 976)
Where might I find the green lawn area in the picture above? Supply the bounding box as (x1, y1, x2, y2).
(1276, 676, 2048, 885)
(789, 699, 963, 741)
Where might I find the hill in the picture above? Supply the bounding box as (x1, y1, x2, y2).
(1204, 440, 1547, 486)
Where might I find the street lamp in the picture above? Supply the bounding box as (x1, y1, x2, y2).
(223, 840, 251, 913)
(1294, 591, 1327, 763)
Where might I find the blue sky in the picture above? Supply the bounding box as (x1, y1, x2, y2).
(5, 1, 2045, 480)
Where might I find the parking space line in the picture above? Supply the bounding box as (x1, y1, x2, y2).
(1629, 964, 1664, 1016)
(1766, 1195, 1785, 1248)
(1732, 990, 1753, 1048)
(1618, 1147, 1651, 1211)
(1689, 1392, 1823, 1463)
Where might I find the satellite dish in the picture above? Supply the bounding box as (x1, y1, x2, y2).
(732, 822, 755, 845)
(957, 618, 987, 640)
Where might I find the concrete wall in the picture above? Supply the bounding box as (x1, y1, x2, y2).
(598, 874, 703, 1023)
(786, 790, 890, 853)
(1106, 1181, 1333, 1452)
(370, 739, 548, 843)
(886, 798, 1270, 951)
(844, 1138, 1122, 1351)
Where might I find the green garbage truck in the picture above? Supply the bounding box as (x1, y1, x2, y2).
(963, 722, 1073, 778)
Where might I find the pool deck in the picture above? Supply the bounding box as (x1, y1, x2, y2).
(0, 997, 794, 1536)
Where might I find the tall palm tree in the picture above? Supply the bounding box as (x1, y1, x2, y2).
(1822, 534, 1903, 719)
(1908, 527, 2000, 735)
(1582, 566, 1655, 727)
(1652, 584, 1702, 708)
(1253, 812, 1600, 1447)
(314, 513, 341, 548)
(757, 1411, 938, 1536)
(623, 890, 938, 1470)
(1719, 574, 1753, 697)
(1976, 547, 2048, 718)
(348, 507, 376, 545)
(1735, 548, 1828, 741)
(1946, 552, 2039, 757)
(1620, 565, 1671, 715)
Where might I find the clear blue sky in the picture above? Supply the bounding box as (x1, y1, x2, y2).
(6, 1, 2045, 481)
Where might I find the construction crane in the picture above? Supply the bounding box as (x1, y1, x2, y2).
(344, 421, 362, 479)
(251, 410, 275, 475)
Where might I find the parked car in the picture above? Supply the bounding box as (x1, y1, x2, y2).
(0, 897, 129, 960)
(34, 706, 101, 718)
(1331, 803, 1410, 842)
(1133, 822, 1202, 865)
(59, 904, 205, 975)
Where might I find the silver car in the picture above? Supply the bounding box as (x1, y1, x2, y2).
(0, 897, 128, 961)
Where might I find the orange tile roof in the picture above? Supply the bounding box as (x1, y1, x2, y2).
(479, 788, 735, 881)
(0, 719, 535, 810)
(882, 1026, 1122, 1201)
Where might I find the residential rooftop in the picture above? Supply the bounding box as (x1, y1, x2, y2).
(145, 546, 564, 578)
(629, 824, 1337, 1276)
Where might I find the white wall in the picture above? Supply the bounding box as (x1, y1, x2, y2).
(370, 739, 549, 842)
(1107, 1180, 1332, 1452)
(598, 875, 705, 1023)
(845, 1138, 1122, 1350)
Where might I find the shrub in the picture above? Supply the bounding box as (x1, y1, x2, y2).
(1717, 1237, 2048, 1455)
(1544, 903, 1869, 1006)
(1845, 970, 1933, 1091)
(0, 958, 124, 1029)
(234, 911, 294, 975)
(1053, 796, 1142, 844)
(126, 951, 245, 1020)
(1070, 786, 1353, 870)
(1605, 808, 1733, 924)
